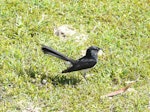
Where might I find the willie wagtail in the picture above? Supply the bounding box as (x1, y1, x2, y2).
(42, 45, 102, 79)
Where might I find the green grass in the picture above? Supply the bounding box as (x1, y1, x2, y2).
(0, 0, 150, 111)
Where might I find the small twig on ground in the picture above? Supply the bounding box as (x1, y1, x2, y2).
(101, 81, 137, 98)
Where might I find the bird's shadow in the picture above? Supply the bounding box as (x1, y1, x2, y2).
(25, 67, 81, 86)
(47, 75, 82, 86)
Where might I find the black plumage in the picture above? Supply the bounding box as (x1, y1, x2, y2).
(41, 45, 102, 79)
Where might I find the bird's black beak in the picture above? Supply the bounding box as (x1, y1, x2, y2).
(98, 48, 103, 51)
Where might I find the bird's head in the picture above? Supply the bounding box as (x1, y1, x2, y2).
(86, 46, 103, 58)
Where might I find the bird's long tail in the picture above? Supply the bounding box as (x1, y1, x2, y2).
(41, 45, 75, 64)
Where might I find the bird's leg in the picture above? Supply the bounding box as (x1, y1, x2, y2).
(83, 73, 86, 80)
(82, 72, 87, 82)
(81, 69, 89, 82)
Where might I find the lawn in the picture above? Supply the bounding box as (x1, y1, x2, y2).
(0, 0, 150, 111)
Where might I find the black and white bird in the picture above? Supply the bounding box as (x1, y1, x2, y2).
(41, 45, 103, 79)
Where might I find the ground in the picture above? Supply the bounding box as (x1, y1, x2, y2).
(0, 0, 150, 111)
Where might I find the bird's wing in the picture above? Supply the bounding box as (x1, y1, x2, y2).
(62, 58, 97, 73)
